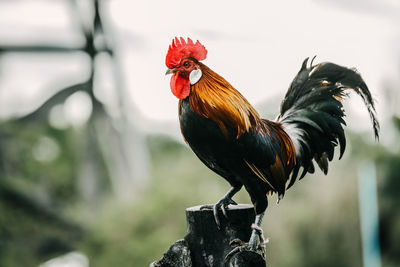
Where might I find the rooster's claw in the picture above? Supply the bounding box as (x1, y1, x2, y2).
(225, 224, 268, 262)
(229, 238, 245, 247)
(200, 197, 237, 229)
(225, 239, 265, 262)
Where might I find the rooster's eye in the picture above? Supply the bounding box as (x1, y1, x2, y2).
(183, 61, 191, 68)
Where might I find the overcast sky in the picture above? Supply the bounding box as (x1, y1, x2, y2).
(0, 0, 399, 137)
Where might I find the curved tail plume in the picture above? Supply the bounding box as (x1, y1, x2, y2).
(279, 58, 379, 189)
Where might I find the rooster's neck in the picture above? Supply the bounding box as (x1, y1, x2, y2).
(186, 63, 261, 138)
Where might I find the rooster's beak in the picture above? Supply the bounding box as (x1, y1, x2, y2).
(165, 68, 175, 75)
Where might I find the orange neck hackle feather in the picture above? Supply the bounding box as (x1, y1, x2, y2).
(188, 63, 261, 138)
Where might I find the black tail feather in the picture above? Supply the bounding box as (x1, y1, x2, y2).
(279, 57, 379, 189)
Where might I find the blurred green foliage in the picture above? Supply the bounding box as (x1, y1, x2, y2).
(1, 121, 79, 204)
(0, 120, 83, 266)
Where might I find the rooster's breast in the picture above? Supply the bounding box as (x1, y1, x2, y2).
(179, 98, 231, 154)
(178, 98, 242, 182)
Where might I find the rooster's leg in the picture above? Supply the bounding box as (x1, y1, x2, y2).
(225, 212, 267, 261)
(248, 213, 267, 251)
(200, 186, 242, 229)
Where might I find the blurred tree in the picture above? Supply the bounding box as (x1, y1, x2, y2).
(376, 117, 400, 267)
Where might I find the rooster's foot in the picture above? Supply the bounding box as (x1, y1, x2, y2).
(225, 223, 269, 262)
(200, 196, 237, 229)
(200, 186, 241, 229)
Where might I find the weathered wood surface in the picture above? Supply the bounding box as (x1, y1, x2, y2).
(151, 204, 266, 267)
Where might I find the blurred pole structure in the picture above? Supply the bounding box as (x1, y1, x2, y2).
(0, 0, 150, 202)
(70, 0, 150, 200)
(66, 0, 151, 201)
(357, 161, 381, 267)
(91, 0, 151, 198)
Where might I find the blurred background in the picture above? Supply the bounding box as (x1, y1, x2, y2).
(0, 0, 399, 266)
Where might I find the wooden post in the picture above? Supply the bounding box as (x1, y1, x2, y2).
(151, 204, 266, 267)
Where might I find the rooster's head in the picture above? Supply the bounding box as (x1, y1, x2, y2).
(165, 37, 207, 100)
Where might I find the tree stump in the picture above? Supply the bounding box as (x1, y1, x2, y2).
(151, 204, 266, 267)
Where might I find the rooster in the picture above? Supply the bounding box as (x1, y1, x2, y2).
(165, 37, 379, 257)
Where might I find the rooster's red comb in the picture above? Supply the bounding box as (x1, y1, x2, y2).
(166, 37, 207, 68)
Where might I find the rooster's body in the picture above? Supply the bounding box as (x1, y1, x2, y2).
(179, 62, 296, 215)
(165, 37, 379, 255)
